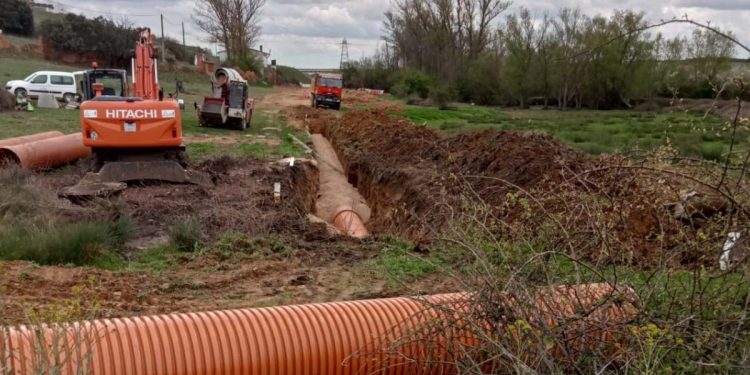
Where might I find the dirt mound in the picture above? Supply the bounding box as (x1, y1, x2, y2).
(0, 90, 15, 111)
(0, 34, 14, 51)
(120, 157, 318, 242)
(319, 109, 589, 242)
(344, 89, 402, 111)
(319, 108, 723, 266)
(286, 105, 336, 131)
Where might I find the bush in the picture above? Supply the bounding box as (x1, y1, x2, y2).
(39, 14, 139, 67)
(429, 82, 455, 110)
(700, 142, 725, 161)
(170, 217, 203, 252)
(0, 0, 34, 36)
(227, 53, 262, 75)
(392, 70, 432, 99)
(0, 219, 131, 266)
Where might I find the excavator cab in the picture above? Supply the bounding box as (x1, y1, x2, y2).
(80, 68, 128, 100)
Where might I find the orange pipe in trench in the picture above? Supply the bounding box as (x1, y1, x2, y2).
(332, 206, 369, 238)
(0, 133, 91, 170)
(0, 131, 64, 148)
(1, 284, 637, 375)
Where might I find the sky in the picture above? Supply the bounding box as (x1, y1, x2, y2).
(36, 0, 750, 68)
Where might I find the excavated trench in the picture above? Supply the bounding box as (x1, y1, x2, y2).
(310, 134, 371, 237)
(300, 107, 722, 267)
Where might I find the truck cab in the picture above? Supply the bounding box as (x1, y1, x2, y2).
(311, 73, 343, 110)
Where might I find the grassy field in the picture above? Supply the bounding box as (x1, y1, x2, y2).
(3, 34, 39, 47)
(0, 55, 307, 160)
(0, 56, 84, 85)
(398, 104, 742, 160)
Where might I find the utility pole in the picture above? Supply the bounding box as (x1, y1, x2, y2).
(160, 14, 165, 63)
(182, 22, 186, 56)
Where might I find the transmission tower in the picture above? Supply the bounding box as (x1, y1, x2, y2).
(339, 38, 350, 69)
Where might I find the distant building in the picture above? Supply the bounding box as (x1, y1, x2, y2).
(250, 45, 271, 65)
(216, 46, 271, 66)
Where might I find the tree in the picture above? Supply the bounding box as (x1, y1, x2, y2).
(384, 0, 510, 81)
(193, 0, 265, 61)
(39, 14, 139, 67)
(0, 0, 34, 36)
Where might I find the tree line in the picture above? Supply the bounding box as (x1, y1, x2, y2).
(344, 1, 739, 109)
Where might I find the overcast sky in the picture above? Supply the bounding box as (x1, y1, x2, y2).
(38, 0, 750, 68)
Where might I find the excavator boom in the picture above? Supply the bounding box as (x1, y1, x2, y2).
(132, 29, 161, 100)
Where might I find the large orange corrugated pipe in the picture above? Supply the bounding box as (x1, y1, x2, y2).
(332, 206, 369, 238)
(0, 133, 91, 170)
(0, 131, 64, 148)
(1, 284, 637, 375)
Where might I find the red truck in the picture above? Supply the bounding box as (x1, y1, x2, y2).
(311, 73, 343, 110)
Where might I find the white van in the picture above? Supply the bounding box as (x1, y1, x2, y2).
(4, 71, 77, 102)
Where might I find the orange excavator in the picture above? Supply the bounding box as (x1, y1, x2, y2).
(72, 28, 209, 191)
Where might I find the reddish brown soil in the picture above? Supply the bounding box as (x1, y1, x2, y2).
(0, 90, 15, 111)
(302, 107, 725, 267)
(0, 156, 459, 325)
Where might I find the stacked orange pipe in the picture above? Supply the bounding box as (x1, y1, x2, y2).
(0, 131, 64, 148)
(1, 283, 637, 375)
(0, 133, 91, 170)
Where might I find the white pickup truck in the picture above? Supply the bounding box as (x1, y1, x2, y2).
(4, 71, 77, 102)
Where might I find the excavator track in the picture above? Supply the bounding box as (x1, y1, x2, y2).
(61, 148, 213, 202)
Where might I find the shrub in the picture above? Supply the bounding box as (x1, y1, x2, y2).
(0, 219, 131, 266)
(0, 0, 34, 36)
(227, 53, 262, 75)
(700, 142, 725, 161)
(392, 70, 432, 99)
(429, 82, 455, 110)
(40, 14, 140, 67)
(170, 217, 203, 252)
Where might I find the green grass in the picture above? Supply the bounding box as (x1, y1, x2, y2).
(0, 108, 80, 136)
(372, 241, 440, 285)
(0, 54, 297, 162)
(0, 218, 131, 268)
(0, 56, 82, 86)
(397, 104, 740, 159)
(3, 34, 39, 47)
(128, 246, 178, 272)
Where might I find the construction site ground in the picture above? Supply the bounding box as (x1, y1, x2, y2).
(0, 78, 747, 326)
(0, 87, 460, 324)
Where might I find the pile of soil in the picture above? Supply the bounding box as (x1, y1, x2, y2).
(285, 105, 334, 131)
(343, 90, 402, 111)
(318, 108, 724, 266)
(0, 90, 15, 111)
(0, 33, 14, 51)
(35, 157, 320, 245)
(0, 154, 460, 324)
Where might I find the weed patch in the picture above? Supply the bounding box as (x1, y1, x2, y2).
(169, 217, 204, 252)
(0, 218, 131, 266)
